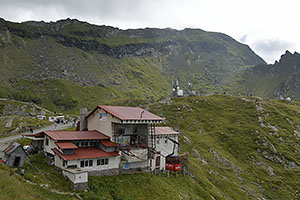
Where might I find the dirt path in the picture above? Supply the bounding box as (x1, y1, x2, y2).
(0, 122, 74, 157)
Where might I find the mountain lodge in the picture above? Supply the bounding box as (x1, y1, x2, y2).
(26, 105, 180, 190)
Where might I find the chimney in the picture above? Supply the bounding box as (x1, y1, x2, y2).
(140, 111, 145, 118)
(80, 108, 88, 131)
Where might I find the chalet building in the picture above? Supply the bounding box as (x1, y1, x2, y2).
(27, 105, 179, 190)
(82, 105, 165, 171)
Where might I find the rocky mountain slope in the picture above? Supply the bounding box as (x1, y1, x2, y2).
(0, 99, 52, 136)
(237, 51, 300, 100)
(0, 18, 265, 112)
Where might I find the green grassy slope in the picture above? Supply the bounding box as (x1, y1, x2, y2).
(1, 95, 300, 199)
(0, 162, 75, 200)
(0, 18, 265, 113)
(78, 95, 300, 199)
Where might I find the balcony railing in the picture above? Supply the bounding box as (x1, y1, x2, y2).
(118, 143, 148, 150)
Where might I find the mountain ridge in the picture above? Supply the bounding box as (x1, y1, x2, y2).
(0, 18, 265, 112)
(240, 50, 300, 100)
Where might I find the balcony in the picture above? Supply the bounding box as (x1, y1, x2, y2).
(119, 143, 148, 150)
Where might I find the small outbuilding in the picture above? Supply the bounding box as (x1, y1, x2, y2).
(3, 142, 27, 167)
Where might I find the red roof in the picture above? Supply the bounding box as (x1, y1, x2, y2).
(52, 147, 119, 161)
(24, 132, 43, 138)
(56, 142, 78, 149)
(86, 105, 164, 121)
(101, 140, 118, 147)
(44, 130, 110, 141)
(155, 127, 179, 135)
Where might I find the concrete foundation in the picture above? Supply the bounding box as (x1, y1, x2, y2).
(119, 167, 149, 174)
(73, 182, 88, 191)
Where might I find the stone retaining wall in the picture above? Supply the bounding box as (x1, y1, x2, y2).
(88, 168, 119, 176)
(119, 167, 149, 174)
(74, 182, 88, 191)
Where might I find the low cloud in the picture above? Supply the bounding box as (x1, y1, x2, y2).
(253, 38, 293, 52)
(251, 38, 294, 64)
(239, 34, 248, 43)
(0, 0, 163, 28)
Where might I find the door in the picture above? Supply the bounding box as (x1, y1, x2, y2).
(13, 156, 21, 167)
(156, 155, 160, 168)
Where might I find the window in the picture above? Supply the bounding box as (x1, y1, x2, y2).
(104, 158, 108, 165)
(165, 137, 168, 144)
(45, 138, 49, 146)
(118, 128, 125, 135)
(98, 158, 109, 165)
(90, 141, 93, 146)
(99, 113, 107, 120)
(81, 160, 93, 168)
(156, 137, 160, 144)
(85, 141, 88, 146)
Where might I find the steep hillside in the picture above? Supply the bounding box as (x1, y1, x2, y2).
(147, 95, 300, 199)
(79, 95, 300, 199)
(237, 51, 300, 100)
(81, 95, 300, 199)
(0, 162, 75, 200)
(2, 95, 300, 199)
(0, 18, 265, 112)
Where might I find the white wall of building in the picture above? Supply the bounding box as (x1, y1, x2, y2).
(87, 108, 121, 138)
(149, 154, 164, 171)
(156, 135, 178, 157)
(54, 154, 63, 168)
(55, 156, 120, 171)
(62, 170, 88, 184)
(149, 134, 178, 171)
(67, 159, 78, 166)
(44, 136, 58, 155)
(74, 172, 88, 184)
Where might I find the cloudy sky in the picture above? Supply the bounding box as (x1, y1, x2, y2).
(0, 0, 299, 63)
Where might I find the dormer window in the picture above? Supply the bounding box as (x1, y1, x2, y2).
(99, 113, 107, 120)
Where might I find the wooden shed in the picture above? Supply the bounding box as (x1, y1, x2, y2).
(3, 142, 27, 167)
